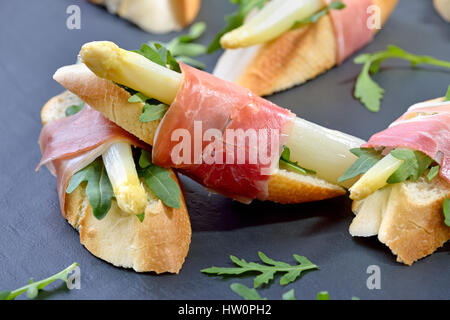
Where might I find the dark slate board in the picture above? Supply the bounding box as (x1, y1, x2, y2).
(0, 0, 448, 300)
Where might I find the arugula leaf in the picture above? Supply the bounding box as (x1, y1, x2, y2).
(128, 92, 149, 103)
(140, 102, 168, 122)
(201, 251, 318, 288)
(338, 148, 383, 183)
(317, 291, 330, 300)
(66, 158, 114, 220)
(279, 146, 316, 175)
(138, 150, 181, 209)
(282, 289, 296, 300)
(291, 1, 345, 29)
(354, 45, 450, 112)
(136, 212, 145, 223)
(135, 42, 181, 73)
(167, 22, 207, 56)
(387, 149, 433, 184)
(128, 94, 168, 123)
(65, 102, 85, 117)
(444, 196, 450, 227)
(0, 263, 78, 300)
(230, 283, 267, 300)
(445, 85, 450, 102)
(207, 0, 267, 53)
(427, 165, 440, 182)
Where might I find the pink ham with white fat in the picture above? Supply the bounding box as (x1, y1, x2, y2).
(362, 100, 450, 183)
(152, 63, 295, 203)
(326, 0, 374, 64)
(37, 106, 147, 217)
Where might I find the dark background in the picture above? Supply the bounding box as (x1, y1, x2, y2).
(0, 0, 449, 300)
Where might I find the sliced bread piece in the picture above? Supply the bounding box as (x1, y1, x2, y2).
(41, 91, 191, 273)
(351, 177, 450, 265)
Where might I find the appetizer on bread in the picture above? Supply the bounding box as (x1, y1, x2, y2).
(434, 0, 450, 22)
(37, 90, 191, 273)
(89, 0, 201, 33)
(52, 40, 366, 205)
(213, 0, 399, 96)
(339, 95, 450, 265)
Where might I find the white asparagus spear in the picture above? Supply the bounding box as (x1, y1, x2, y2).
(102, 142, 148, 215)
(220, 0, 324, 49)
(80, 41, 362, 186)
(349, 154, 403, 201)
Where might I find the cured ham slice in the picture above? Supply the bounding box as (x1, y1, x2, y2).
(362, 100, 450, 183)
(326, 0, 374, 64)
(152, 63, 295, 203)
(37, 106, 146, 217)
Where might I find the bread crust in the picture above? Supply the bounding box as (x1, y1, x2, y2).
(89, 0, 201, 33)
(229, 0, 399, 96)
(42, 91, 191, 273)
(377, 178, 450, 265)
(54, 64, 346, 204)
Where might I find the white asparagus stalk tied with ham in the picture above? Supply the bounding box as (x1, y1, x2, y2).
(80, 41, 364, 191)
(213, 0, 399, 96)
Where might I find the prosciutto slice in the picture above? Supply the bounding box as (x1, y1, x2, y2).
(152, 63, 295, 203)
(326, 0, 374, 64)
(37, 106, 147, 217)
(362, 100, 450, 183)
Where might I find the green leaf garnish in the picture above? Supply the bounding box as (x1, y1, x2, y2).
(444, 85, 450, 102)
(282, 289, 296, 300)
(339, 148, 383, 183)
(443, 196, 450, 227)
(167, 22, 207, 56)
(230, 283, 267, 300)
(138, 150, 181, 209)
(128, 93, 149, 103)
(280, 146, 316, 175)
(427, 165, 440, 181)
(291, 1, 345, 29)
(128, 93, 169, 123)
(140, 102, 168, 122)
(201, 251, 318, 288)
(387, 149, 433, 184)
(134, 42, 181, 73)
(136, 212, 145, 223)
(207, 0, 267, 53)
(317, 291, 330, 300)
(65, 102, 85, 117)
(66, 158, 114, 220)
(0, 263, 78, 300)
(354, 45, 450, 112)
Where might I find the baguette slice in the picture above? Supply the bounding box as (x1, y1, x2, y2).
(90, 0, 201, 33)
(53, 63, 346, 204)
(434, 0, 450, 22)
(41, 91, 191, 273)
(213, 0, 399, 96)
(351, 176, 450, 265)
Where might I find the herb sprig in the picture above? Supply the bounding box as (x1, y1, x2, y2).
(0, 263, 78, 300)
(138, 150, 181, 209)
(354, 46, 450, 112)
(291, 1, 345, 29)
(207, 0, 266, 53)
(339, 148, 438, 185)
(66, 158, 114, 220)
(201, 252, 318, 288)
(65, 102, 85, 117)
(280, 146, 316, 175)
(166, 22, 207, 70)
